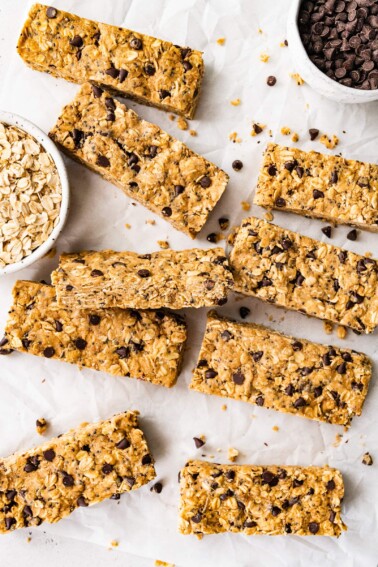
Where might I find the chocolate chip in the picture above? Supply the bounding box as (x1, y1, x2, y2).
(102, 464, 113, 475)
(6, 490, 16, 501)
(205, 369, 217, 379)
(183, 60, 193, 71)
(239, 306, 250, 319)
(23, 505, 32, 518)
(232, 159, 243, 171)
(89, 314, 101, 325)
(116, 438, 130, 450)
(43, 449, 56, 461)
(5, 517, 16, 530)
(43, 347, 55, 358)
(309, 521, 319, 534)
(271, 506, 281, 516)
(137, 269, 151, 278)
(293, 478, 304, 487)
(294, 396, 306, 408)
(255, 395, 264, 406)
(313, 189, 325, 199)
(193, 437, 205, 448)
(46, 7, 57, 18)
(285, 384, 295, 396)
(159, 89, 171, 99)
(162, 206, 172, 217)
(309, 128, 319, 140)
(174, 184, 185, 197)
(115, 346, 130, 359)
(282, 238, 292, 250)
(225, 470, 235, 481)
(91, 85, 103, 98)
(244, 520, 257, 528)
(337, 361, 347, 374)
(69, 35, 83, 48)
(75, 338, 87, 350)
(267, 164, 277, 176)
(345, 228, 358, 241)
(204, 279, 215, 290)
(150, 482, 163, 493)
(326, 479, 336, 491)
(329, 510, 336, 523)
(124, 476, 135, 487)
(191, 512, 202, 523)
(66, 285, 74, 291)
(144, 63, 156, 76)
(322, 226, 332, 238)
(24, 457, 38, 473)
(96, 155, 110, 167)
(206, 232, 218, 243)
(330, 170, 338, 184)
(119, 69, 128, 83)
(22, 338, 31, 349)
(105, 67, 120, 79)
(130, 37, 142, 49)
(275, 197, 286, 207)
(77, 496, 88, 507)
(221, 330, 233, 341)
(284, 160, 297, 172)
(232, 370, 245, 385)
(292, 341, 303, 351)
(62, 473, 74, 487)
(252, 123, 263, 134)
(200, 176, 211, 188)
(262, 471, 276, 484)
(267, 75, 277, 86)
(142, 454, 152, 465)
(220, 489, 234, 501)
(300, 367, 313, 376)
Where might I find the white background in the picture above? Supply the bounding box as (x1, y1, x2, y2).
(0, 1, 377, 566)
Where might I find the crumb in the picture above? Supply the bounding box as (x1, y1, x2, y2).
(218, 217, 229, 231)
(333, 433, 343, 447)
(230, 98, 241, 106)
(290, 73, 305, 85)
(44, 247, 56, 259)
(281, 126, 291, 136)
(216, 37, 226, 45)
(36, 418, 48, 435)
(260, 53, 270, 63)
(337, 326, 347, 340)
(362, 452, 373, 466)
(168, 114, 175, 121)
(264, 211, 274, 222)
(229, 131, 242, 143)
(157, 240, 169, 249)
(110, 540, 119, 548)
(146, 219, 156, 225)
(280, 40, 288, 47)
(228, 447, 239, 462)
(258, 28, 263, 34)
(291, 132, 299, 142)
(250, 123, 265, 136)
(150, 481, 163, 493)
(323, 321, 333, 335)
(221, 404, 227, 411)
(177, 117, 188, 131)
(241, 201, 251, 211)
(27, 537, 32, 543)
(193, 435, 206, 448)
(364, 251, 372, 258)
(125, 223, 131, 229)
(272, 425, 279, 432)
(189, 129, 197, 137)
(319, 134, 339, 149)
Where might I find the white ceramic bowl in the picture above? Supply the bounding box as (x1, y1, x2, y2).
(0, 111, 69, 276)
(287, 0, 378, 104)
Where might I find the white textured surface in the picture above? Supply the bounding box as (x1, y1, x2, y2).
(0, 1, 377, 566)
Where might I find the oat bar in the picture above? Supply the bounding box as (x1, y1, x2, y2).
(51, 248, 234, 310)
(0, 411, 155, 532)
(179, 460, 346, 537)
(191, 312, 371, 426)
(17, 4, 204, 119)
(4, 281, 187, 387)
(49, 83, 228, 238)
(254, 143, 378, 231)
(228, 217, 378, 333)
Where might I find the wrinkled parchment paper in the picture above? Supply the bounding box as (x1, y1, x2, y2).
(0, 1, 377, 565)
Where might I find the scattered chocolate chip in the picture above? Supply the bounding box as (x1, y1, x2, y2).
(96, 155, 110, 167)
(6, 490, 16, 501)
(336, 361, 347, 374)
(89, 314, 101, 325)
(204, 279, 215, 290)
(221, 330, 233, 341)
(329, 510, 336, 523)
(115, 346, 130, 359)
(267, 75, 277, 86)
(193, 437, 205, 448)
(339, 250, 347, 263)
(293, 396, 306, 408)
(191, 512, 202, 523)
(309, 521, 319, 534)
(200, 176, 211, 188)
(347, 229, 358, 241)
(151, 482, 163, 493)
(244, 520, 257, 528)
(232, 370, 245, 385)
(174, 184, 185, 197)
(330, 170, 338, 184)
(322, 226, 332, 238)
(284, 160, 297, 172)
(251, 351, 263, 362)
(268, 164, 277, 176)
(309, 128, 319, 140)
(239, 306, 250, 319)
(66, 285, 74, 291)
(292, 341, 303, 351)
(271, 506, 281, 516)
(144, 63, 156, 76)
(46, 7, 57, 18)
(255, 395, 264, 406)
(91, 85, 103, 98)
(285, 384, 295, 396)
(159, 89, 171, 99)
(232, 159, 243, 171)
(142, 454, 152, 465)
(124, 476, 135, 487)
(206, 232, 218, 243)
(22, 338, 31, 349)
(293, 479, 304, 487)
(62, 473, 75, 487)
(69, 35, 83, 48)
(116, 438, 130, 450)
(275, 197, 286, 207)
(313, 189, 325, 199)
(102, 464, 113, 475)
(5, 517, 16, 530)
(300, 367, 313, 376)
(43, 347, 55, 358)
(183, 60, 193, 71)
(137, 269, 151, 278)
(43, 449, 56, 461)
(110, 493, 121, 500)
(77, 496, 88, 507)
(326, 479, 336, 491)
(75, 338, 87, 350)
(282, 238, 292, 250)
(218, 217, 229, 230)
(105, 67, 120, 79)
(362, 452, 373, 466)
(23, 505, 32, 518)
(225, 470, 235, 481)
(205, 369, 217, 379)
(162, 206, 172, 217)
(119, 69, 128, 82)
(24, 457, 39, 473)
(130, 37, 142, 50)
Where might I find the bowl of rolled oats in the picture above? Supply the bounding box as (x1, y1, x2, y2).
(0, 111, 69, 275)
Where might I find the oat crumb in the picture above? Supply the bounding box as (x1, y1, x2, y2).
(291, 132, 299, 142)
(189, 129, 197, 137)
(36, 417, 48, 435)
(250, 123, 265, 136)
(258, 28, 263, 34)
(221, 404, 227, 411)
(337, 326, 347, 340)
(362, 452, 373, 466)
(229, 132, 242, 143)
(333, 433, 343, 447)
(241, 201, 251, 211)
(146, 219, 156, 225)
(125, 223, 131, 229)
(323, 321, 333, 335)
(216, 37, 226, 45)
(281, 126, 291, 136)
(260, 53, 270, 63)
(44, 247, 56, 259)
(27, 537, 32, 543)
(319, 134, 339, 149)
(280, 40, 288, 47)
(157, 240, 169, 249)
(230, 98, 241, 106)
(290, 73, 305, 85)
(228, 447, 239, 462)
(177, 117, 188, 131)
(364, 251, 372, 258)
(272, 425, 279, 432)
(264, 211, 274, 221)
(168, 114, 175, 121)
(110, 540, 119, 548)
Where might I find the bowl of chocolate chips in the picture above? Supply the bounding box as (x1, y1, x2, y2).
(287, 0, 378, 103)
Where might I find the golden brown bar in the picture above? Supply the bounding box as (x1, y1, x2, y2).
(254, 143, 378, 231)
(179, 460, 346, 537)
(17, 4, 204, 118)
(49, 83, 228, 238)
(228, 217, 378, 334)
(0, 411, 155, 532)
(191, 312, 371, 426)
(4, 281, 187, 387)
(51, 248, 234, 310)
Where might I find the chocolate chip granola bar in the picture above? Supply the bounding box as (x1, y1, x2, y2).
(191, 312, 371, 426)
(228, 217, 378, 334)
(4, 281, 187, 387)
(51, 248, 234, 310)
(179, 460, 346, 537)
(254, 143, 378, 231)
(17, 4, 204, 119)
(49, 83, 228, 238)
(0, 411, 155, 532)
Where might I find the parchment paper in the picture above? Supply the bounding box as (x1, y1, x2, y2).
(0, 1, 377, 565)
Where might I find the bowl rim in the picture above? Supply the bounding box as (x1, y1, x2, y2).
(0, 110, 70, 276)
(288, 0, 378, 101)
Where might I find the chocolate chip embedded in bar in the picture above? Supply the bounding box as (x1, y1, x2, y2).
(191, 312, 372, 426)
(0, 411, 155, 532)
(228, 217, 378, 334)
(49, 83, 228, 238)
(17, 4, 204, 118)
(4, 281, 187, 387)
(254, 144, 378, 232)
(179, 460, 346, 537)
(51, 248, 234, 310)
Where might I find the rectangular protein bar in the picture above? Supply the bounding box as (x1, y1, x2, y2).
(191, 312, 372, 426)
(0, 411, 155, 532)
(49, 83, 228, 238)
(17, 4, 204, 119)
(51, 248, 234, 310)
(228, 217, 378, 334)
(179, 460, 346, 537)
(254, 143, 378, 231)
(4, 281, 187, 387)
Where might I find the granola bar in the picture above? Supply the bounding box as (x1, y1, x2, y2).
(228, 217, 378, 334)
(0, 411, 155, 532)
(51, 248, 234, 310)
(191, 312, 371, 426)
(4, 281, 187, 387)
(179, 460, 346, 537)
(254, 143, 378, 231)
(49, 83, 228, 238)
(17, 4, 204, 119)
